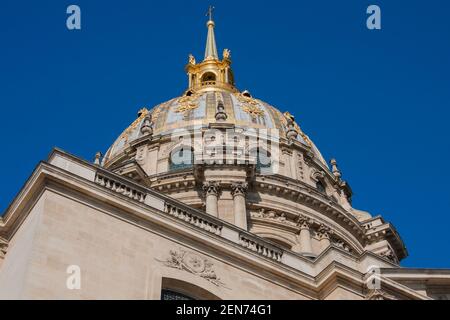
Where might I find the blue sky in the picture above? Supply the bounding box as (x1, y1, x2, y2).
(1, 0, 449, 268)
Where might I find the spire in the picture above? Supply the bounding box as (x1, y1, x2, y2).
(204, 6, 218, 60)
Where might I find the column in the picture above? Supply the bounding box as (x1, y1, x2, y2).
(231, 182, 248, 230)
(225, 67, 229, 83)
(203, 181, 220, 217)
(292, 216, 312, 254)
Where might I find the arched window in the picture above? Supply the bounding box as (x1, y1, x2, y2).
(251, 148, 271, 172)
(161, 278, 221, 300)
(161, 289, 195, 301)
(169, 147, 194, 171)
(316, 180, 326, 194)
(201, 72, 216, 83)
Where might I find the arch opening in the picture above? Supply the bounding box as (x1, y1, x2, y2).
(201, 72, 217, 85)
(161, 278, 221, 300)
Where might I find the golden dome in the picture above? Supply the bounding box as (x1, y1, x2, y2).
(103, 90, 327, 166)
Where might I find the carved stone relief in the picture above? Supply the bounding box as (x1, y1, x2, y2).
(156, 248, 226, 288)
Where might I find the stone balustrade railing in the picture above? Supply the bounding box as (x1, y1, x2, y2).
(47, 150, 398, 280)
(239, 234, 283, 262)
(91, 167, 290, 264)
(94, 169, 286, 263)
(95, 173, 146, 203)
(165, 203, 222, 236)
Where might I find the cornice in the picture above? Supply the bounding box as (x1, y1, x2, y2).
(254, 175, 365, 238)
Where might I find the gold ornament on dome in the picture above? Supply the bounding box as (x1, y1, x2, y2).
(188, 54, 196, 65)
(241, 104, 265, 118)
(223, 48, 231, 60)
(175, 93, 200, 114)
(120, 107, 149, 141)
(237, 93, 264, 118)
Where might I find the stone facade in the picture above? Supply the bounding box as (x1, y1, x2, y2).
(0, 150, 449, 300)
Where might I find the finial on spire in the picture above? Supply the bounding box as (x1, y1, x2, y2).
(206, 5, 215, 22)
(204, 6, 219, 60)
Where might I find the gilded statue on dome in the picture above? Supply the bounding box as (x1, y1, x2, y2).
(223, 48, 231, 60)
(237, 93, 265, 118)
(176, 92, 200, 114)
(188, 54, 196, 65)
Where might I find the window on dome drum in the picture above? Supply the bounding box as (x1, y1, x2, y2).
(161, 289, 195, 301)
(254, 149, 271, 172)
(169, 148, 194, 171)
(316, 181, 326, 194)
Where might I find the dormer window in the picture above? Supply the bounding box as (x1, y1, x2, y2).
(316, 181, 326, 194)
(242, 90, 252, 98)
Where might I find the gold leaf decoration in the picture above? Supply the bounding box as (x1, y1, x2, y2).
(175, 92, 200, 113)
(237, 93, 264, 118)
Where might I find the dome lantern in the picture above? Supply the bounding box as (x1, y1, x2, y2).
(185, 8, 236, 94)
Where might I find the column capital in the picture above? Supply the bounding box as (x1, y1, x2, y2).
(231, 182, 248, 197)
(203, 181, 221, 197)
(297, 215, 313, 230)
(317, 224, 332, 240)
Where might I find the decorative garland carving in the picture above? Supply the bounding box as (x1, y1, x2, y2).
(365, 289, 397, 300)
(176, 92, 201, 114)
(157, 248, 226, 287)
(237, 93, 264, 118)
(251, 209, 297, 227)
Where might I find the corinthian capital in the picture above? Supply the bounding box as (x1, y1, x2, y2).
(231, 182, 248, 197)
(203, 181, 220, 197)
(317, 224, 332, 240)
(297, 215, 313, 229)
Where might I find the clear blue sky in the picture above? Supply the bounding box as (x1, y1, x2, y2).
(1, 0, 449, 268)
